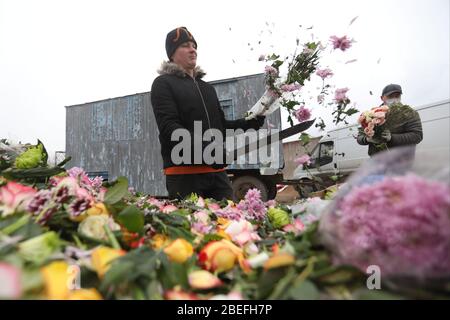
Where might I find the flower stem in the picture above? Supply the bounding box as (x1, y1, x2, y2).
(1, 214, 30, 235)
(103, 225, 121, 250)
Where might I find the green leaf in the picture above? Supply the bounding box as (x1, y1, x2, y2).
(116, 205, 144, 233)
(37, 140, 48, 166)
(257, 268, 288, 299)
(288, 279, 320, 300)
(299, 133, 311, 146)
(104, 176, 129, 205)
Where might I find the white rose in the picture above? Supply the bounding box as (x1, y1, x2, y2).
(78, 214, 120, 241)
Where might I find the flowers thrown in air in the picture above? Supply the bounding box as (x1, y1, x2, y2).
(334, 88, 350, 104)
(330, 35, 353, 51)
(294, 106, 312, 123)
(316, 68, 334, 80)
(295, 154, 312, 166)
(264, 65, 278, 77)
(280, 83, 302, 93)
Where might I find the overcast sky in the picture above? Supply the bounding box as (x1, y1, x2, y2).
(1, 0, 449, 160)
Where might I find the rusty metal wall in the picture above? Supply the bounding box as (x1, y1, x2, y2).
(66, 74, 282, 196)
(282, 137, 321, 180)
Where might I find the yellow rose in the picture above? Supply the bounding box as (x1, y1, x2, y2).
(91, 246, 126, 278)
(163, 238, 194, 264)
(198, 240, 248, 273)
(40, 261, 70, 300)
(217, 217, 231, 227)
(151, 234, 170, 250)
(67, 288, 102, 300)
(263, 253, 295, 270)
(215, 228, 232, 241)
(86, 203, 109, 216)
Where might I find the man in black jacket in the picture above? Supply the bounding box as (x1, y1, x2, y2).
(357, 84, 423, 156)
(151, 27, 265, 201)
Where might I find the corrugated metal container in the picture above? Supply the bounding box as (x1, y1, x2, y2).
(66, 73, 282, 196)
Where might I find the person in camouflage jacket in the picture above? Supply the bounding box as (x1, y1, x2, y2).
(357, 84, 423, 156)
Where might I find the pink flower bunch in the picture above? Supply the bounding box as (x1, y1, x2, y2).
(67, 167, 105, 200)
(358, 105, 389, 137)
(294, 106, 312, 123)
(325, 174, 450, 278)
(334, 88, 350, 104)
(215, 205, 244, 221)
(330, 35, 353, 51)
(294, 154, 311, 166)
(237, 188, 267, 221)
(280, 83, 302, 93)
(316, 68, 334, 80)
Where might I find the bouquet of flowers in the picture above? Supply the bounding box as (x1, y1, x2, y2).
(357, 105, 389, 139)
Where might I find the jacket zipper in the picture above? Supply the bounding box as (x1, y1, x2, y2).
(193, 78, 212, 131)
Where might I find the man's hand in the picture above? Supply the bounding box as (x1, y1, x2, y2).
(246, 115, 266, 130)
(381, 129, 392, 142)
(366, 136, 384, 144)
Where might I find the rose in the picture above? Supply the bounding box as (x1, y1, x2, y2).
(0, 263, 22, 299)
(224, 220, 260, 247)
(188, 270, 223, 290)
(40, 261, 71, 300)
(263, 253, 296, 270)
(0, 181, 36, 217)
(163, 238, 194, 263)
(67, 289, 102, 300)
(91, 246, 126, 278)
(198, 239, 248, 273)
(364, 127, 374, 137)
(78, 214, 120, 241)
(151, 234, 170, 249)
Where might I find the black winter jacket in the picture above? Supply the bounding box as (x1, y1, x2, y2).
(151, 62, 256, 169)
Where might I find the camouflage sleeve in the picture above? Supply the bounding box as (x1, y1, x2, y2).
(390, 111, 423, 146)
(356, 127, 369, 145)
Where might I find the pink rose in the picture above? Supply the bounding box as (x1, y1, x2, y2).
(294, 106, 312, 123)
(334, 88, 350, 103)
(330, 35, 353, 51)
(364, 127, 374, 137)
(0, 181, 36, 217)
(295, 154, 311, 166)
(316, 68, 334, 80)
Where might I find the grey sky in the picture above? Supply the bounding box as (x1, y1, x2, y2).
(1, 0, 449, 158)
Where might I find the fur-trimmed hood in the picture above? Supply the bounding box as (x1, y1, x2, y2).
(157, 61, 206, 79)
